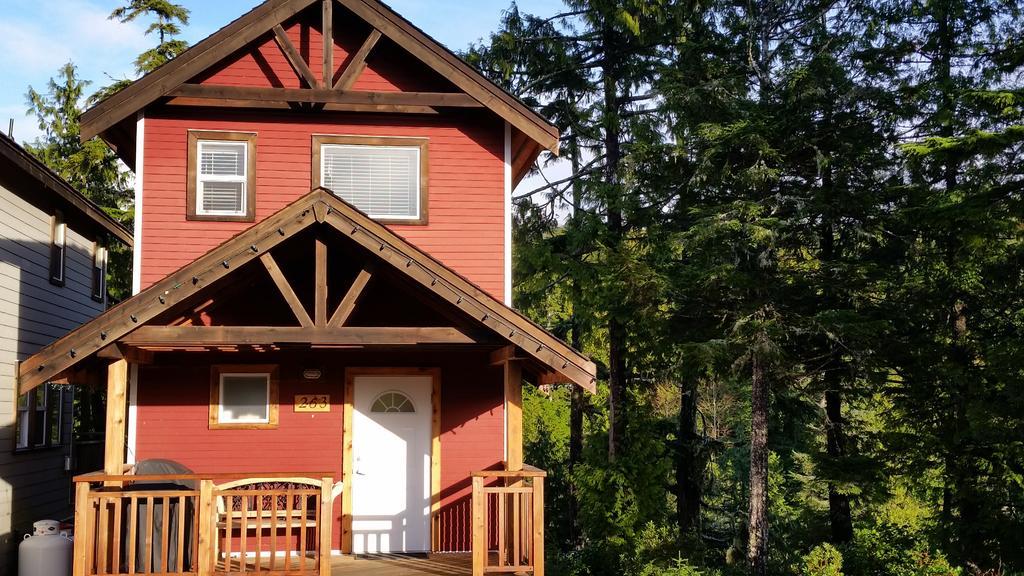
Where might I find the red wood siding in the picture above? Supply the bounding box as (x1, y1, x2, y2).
(133, 351, 503, 552)
(141, 108, 505, 297)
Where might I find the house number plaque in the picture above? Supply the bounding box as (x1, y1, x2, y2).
(294, 394, 330, 412)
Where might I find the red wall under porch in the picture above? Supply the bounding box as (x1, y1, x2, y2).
(132, 350, 504, 552)
(140, 108, 507, 300)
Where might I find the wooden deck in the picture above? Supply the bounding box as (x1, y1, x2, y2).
(330, 553, 472, 576)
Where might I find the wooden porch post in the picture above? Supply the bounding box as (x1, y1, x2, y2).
(504, 360, 523, 472)
(104, 359, 128, 483)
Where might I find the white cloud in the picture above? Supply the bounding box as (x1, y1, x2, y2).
(0, 0, 146, 75)
(0, 0, 150, 144)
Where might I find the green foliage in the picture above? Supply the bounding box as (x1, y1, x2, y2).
(801, 544, 844, 576)
(845, 522, 962, 576)
(24, 62, 132, 301)
(473, 0, 1024, 574)
(110, 0, 190, 74)
(638, 554, 722, 576)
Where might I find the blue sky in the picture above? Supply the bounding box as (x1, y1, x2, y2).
(0, 0, 563, 145)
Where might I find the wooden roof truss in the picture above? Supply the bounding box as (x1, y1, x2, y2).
(81, 0, 560, 157)
(18, 189, 596, 394)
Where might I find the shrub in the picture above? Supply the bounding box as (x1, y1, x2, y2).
(802, 544, 844, 576)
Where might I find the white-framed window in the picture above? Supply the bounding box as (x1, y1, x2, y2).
(210, 365, 278, 429)
(91, 243, 107, 302)
(197, 140, 248, 216)
(187, 131, 256, 222)
(313, 135, 428, 223)
(14, 384, 66, 451)
(49, 212, 66, 286)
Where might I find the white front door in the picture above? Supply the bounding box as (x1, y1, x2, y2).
(351, 374, 433, 554)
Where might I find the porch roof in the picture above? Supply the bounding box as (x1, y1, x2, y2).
(18, 188, 596, 394)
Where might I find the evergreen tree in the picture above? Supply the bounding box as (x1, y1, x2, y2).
(111, 0, 191, 74)
(25, 63, 132, 301)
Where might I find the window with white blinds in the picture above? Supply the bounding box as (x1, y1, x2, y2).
(196, 140, 248, 216)
(320, 144, 421, 220)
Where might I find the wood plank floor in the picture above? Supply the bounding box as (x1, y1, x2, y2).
(329, 553, 472, 575)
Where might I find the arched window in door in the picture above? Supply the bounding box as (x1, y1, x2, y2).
(370, 391, 415, 413)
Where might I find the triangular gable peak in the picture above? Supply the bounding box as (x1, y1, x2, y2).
(81, 0, 558, 178)
(191, 5, 456, 95)
(18, 189, 596, 394)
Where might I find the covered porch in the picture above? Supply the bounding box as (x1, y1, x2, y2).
(70, 466, 543, 576)
(19, 190, 595, 576)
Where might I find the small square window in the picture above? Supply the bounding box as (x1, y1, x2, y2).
(210, 365, 278, 429)
(187, 131, 257, 222)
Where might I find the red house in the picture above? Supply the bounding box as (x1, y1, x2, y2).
(17, 1, 593, 575)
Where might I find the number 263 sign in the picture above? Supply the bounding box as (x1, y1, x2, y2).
(294, 394, 330, 412)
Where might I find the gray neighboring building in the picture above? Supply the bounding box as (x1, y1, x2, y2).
(0, 132, 131, 573)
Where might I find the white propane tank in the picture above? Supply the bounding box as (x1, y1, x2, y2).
(18, 520, 72, 576)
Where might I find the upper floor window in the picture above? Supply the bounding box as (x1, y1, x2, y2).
(15, 384, 67, 452)
(49, 211, 66, 287)
(91, 242, 107, 302)
(312, 135, 428, 224)
(187, 131, 257, 222)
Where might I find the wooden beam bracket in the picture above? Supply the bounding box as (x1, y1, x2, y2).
(328, 266, 373, 327)
(272, 24, 318, 88)
(261, 252, 315, 328)
(335, 29, 382, 90)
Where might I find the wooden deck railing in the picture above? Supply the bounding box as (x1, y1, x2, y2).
(471, 465, 545, 576)
(72, 472, 334, 576)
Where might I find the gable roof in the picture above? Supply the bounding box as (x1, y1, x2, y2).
(80, 0, 559, 155)
(0, 132, 133, 246)
(18, 188, 595, 394)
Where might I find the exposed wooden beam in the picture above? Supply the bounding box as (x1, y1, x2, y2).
(319, 194, 598, 392)
(335, 0, 560, 152)
(273, 24, 318, 88)
(322, 0, 333, 87)
(260, 252, 315, 327)
(163, 96, 441, 115)
(120, 326, 490, 346)
(80, 0, 315, 140)
(17, 195, 320, 394)
(328, 266, 373, 327)
(170, 84, 483, 108)
(504, 359, 523, 472)
(105, 359, 128, 485)
(315, 237, 328, 327)
(334, 29, 381, 90)
(97, 343, 154, 364)
(489, 345, 525, 366)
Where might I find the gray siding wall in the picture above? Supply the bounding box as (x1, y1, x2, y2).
(0, 184, 106, 573)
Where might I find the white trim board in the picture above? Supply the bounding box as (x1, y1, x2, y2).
(503, 122, 512, 307)
(126, 362, 138, 464)
(132, 112, 145, 295)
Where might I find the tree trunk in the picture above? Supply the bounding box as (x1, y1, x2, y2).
(677, 376, 702, 533)
(601, 20, 626, 463)
(568, 280, 585, 546)
(748, 352, 768, 576)
(566, 132, 586, 545)
(818, 180, 853, 544)
(824, 388, 853, 543)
